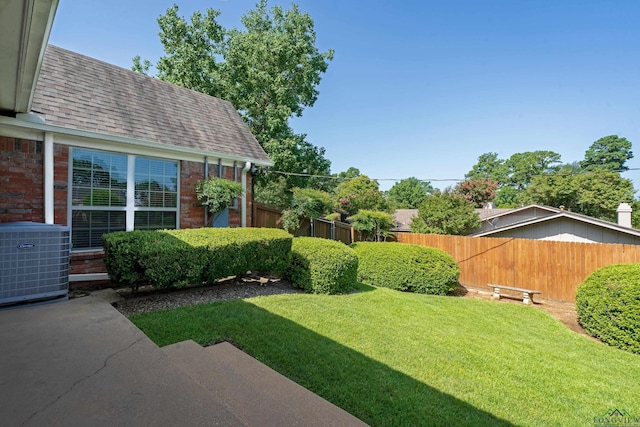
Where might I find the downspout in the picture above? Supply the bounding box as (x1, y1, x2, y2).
(241, 161, 251, 227)
(204, 156, 208, 227)
(44, 132, 54, 224)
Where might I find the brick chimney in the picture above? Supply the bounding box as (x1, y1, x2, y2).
(617, 203, 632, 228)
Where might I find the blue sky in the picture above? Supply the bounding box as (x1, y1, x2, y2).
(49, 0, 640, 191)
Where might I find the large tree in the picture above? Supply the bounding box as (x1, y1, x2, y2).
(523, 169, 635, 222)
(139, 1, 334, 205)
(504, 150, 562, 190)
(410, 191, 480, 235)
(465, 152, 507, 183)
(580, 135, 634, 172)
(387, 177, 434, 209)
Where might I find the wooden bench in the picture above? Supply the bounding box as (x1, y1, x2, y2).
(488, 284, 542, 305)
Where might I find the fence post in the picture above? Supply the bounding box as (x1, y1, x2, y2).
(331, 221, 336, 241)
(310, 218, 315, 237)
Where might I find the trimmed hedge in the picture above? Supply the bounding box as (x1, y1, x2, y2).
(350, 242, 460, 295)
(576, 264, 640, 354)
(103, 228, 292, 290)
(286, 237, 359, 294)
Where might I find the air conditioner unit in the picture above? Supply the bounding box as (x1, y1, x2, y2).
(0, 222, 70, 307)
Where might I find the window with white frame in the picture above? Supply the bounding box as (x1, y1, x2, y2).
(70, 148, 179, 250)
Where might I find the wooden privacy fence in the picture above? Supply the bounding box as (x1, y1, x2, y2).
(253, 203, 353, 245)
(396, 233, 640, 302)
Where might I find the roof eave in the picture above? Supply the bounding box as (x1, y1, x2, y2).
(0, 115, 274, 167)
(0, 0, 58, 114)
(471, 212, 640, 238)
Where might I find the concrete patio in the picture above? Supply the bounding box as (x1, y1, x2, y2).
(0, 293, 367, 426)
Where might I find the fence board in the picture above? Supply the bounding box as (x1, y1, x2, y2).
(253, 204, 353, 244)
(396, 232, 640, 302)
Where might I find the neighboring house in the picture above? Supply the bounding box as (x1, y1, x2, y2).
(1, 41, 272, 283)
(394, 203, 640, 244)
(392, 209, 418, 232)
(469, 203, 640, 244)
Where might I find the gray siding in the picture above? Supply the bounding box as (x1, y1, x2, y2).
(480, 207, 556, 232)
(489, 217, 640, 244)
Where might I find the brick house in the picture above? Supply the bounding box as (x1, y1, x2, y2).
(0, 44, 272, 285)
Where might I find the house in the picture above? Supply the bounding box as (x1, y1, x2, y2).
(469, 203, 640, 244)
(394, 203, 640, 244)
(392, 209, 418, 232)
(0, 8, 272, 284)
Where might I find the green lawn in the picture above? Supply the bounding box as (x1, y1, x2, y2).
(130, 285, 640, 426)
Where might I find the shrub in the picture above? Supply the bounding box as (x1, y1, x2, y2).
(286, 237, 358, 294)
(350, 242, 459, 295)
(576, 264, 640, 354)
(103, 228, 292, 291)
(165, 228, 292, 283)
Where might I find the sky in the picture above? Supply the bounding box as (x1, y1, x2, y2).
(48, 0, 640, 192)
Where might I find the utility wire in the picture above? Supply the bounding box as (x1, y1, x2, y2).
(267, 167, 640, 184)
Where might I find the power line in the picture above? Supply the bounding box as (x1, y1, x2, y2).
(268, 167, 640, 185)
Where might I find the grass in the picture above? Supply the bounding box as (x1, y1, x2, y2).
(130, 284, 640, 426)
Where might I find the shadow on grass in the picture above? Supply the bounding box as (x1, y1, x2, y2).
(132, 299, 515, 426)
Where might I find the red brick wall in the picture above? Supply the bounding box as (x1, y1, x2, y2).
(180, 159, 207, 229)
(180, 160, 253, 228)
(54, 145, 69, 225)
(0, 137, 69, 225)
(0, 136, 44, 222)
(70, 251, 107, 275)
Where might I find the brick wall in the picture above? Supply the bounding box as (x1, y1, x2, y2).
(0, 136, 44, 222)
(180, 160, 206, 229)
(54, 145, 69, 225)
(0, 137, 69, 225)
(180, 159, 253, 228)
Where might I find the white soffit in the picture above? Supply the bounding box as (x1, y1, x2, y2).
(0, 0, 58, 114)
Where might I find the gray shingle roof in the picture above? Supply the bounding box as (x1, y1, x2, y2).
(392, 209, 418, 232)
(31, 45, 271, 164)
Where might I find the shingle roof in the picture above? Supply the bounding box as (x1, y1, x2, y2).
(392, 209, 418, 232)
(31, 45, 271, 164)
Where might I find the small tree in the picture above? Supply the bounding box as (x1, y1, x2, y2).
(281, 187, 334, 233)
(410, 191, 480, 235)
(454, 179, 498, 207)
(334, 174, 388, 216)
(196, 177, 243, 226)
(347, 210, 395, 242)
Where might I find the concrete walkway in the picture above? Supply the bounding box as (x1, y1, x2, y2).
(0, 294, 367, 427)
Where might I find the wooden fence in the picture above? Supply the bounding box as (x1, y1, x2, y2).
(396, 233, 640, 302)
(253, 203, 353, 245)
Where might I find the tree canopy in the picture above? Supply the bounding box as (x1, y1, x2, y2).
(454, 179, 498, 208)
(138, 1, 334, 205)
(524, 170, 635, 222)
(410, 191, 480, 235)
(387, 177, 434, 209)
(465, 152, 507, 183)
(334, 175, 388, 216)
(580, 135, 634, 172)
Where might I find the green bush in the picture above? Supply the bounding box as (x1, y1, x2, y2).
(103, 228, 292, 291)
(576, 264, 640, 354)
(350, 242, 460, 295)
(286, 237, 358, 294)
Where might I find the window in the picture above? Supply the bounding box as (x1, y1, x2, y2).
(71, 148, 179, 250)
